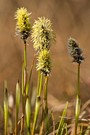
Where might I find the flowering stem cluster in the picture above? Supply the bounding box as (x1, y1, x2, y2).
(3, 6, 86, 135)
(15, 9, 55, 134)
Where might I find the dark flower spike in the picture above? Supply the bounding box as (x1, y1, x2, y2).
(68, 37, 84, 64)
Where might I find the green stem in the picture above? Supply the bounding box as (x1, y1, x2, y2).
(22, 63, 24, 96)
(37, 71, 40, 95)
(75, 63, 81, 135)
(41, 76, 49, 135)
(22, 42, 27, 96)
(38, 72, 43, 96)
(32, 71, 43, 135)
(77, 63, 80, 97)
(43, 76, 48, 112)
(26, 56, 35, 96)
(24, 42, 27, 68)
(21, 42, 27, 134)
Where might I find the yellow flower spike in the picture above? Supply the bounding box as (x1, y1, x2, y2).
(31, 17, 55, 51)
(15, 7, 31, 42)
(37, 49, 51, 76)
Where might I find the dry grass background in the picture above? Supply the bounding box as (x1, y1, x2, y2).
(0, 0, 90, 106)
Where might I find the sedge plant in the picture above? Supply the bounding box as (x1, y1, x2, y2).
(15, 7, 31, 96)
(15, 7, 32, 134)
(68, 37, 84, 135)
(31, 17, 55, 134)
(37, 49, 51, 134)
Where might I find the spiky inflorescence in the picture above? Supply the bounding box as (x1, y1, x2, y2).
(36, 49, 51, 76)
(15, 7, 31, 43)
(68, 37, 84, 64)
(31, 17, 55, 52)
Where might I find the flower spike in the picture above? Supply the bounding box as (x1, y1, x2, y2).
(31, 17, 55, 52)
(36, 49, 51, 76)
(68, 37, 84, 64)
(15, 7, 31, 42)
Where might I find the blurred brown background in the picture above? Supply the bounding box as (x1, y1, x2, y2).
(0, 0, 90, 105)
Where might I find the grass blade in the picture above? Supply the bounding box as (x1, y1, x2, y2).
(4, 81, 8, 135)
(56, 102, 68, 135)
(25, 97, 31, 135)
(15, 81, 20, 135)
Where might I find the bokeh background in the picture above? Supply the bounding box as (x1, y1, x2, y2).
(0, 0, 90, 107)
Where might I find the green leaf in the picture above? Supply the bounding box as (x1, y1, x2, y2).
(25, 97, 31, 134)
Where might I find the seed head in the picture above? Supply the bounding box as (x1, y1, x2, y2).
(68, 37, 84, 64)
(15, 7, 31, 43)
(31, 17, 55, 52)
(36, 49, 51, 76)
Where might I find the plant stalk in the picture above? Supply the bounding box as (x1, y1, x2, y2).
(43, 75, 48, 112)
(32, 71, 43, 135)
(21, 42, 27, 134)
(75, 63, 81, 135)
